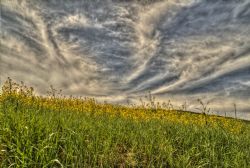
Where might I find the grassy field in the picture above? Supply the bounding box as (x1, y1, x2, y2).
(0, 78, 250, 167)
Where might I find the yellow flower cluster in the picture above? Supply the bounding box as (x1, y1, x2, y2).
(0, 78, 245, 134)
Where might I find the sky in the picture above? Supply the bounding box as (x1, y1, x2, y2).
(1, 0, 250, 119)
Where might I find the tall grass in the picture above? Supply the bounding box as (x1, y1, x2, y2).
(0, 78, 249, 167)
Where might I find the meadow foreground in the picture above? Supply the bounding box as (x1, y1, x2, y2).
(0, 79, 250, 167)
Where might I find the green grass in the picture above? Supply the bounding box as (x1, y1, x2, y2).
(0, 80, 250, 167)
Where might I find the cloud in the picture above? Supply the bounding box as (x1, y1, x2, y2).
(1, 0, 250, 119)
